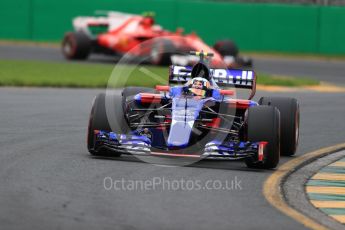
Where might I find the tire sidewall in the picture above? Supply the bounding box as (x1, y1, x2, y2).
(259, 97, 299, 156)
(245, 106, 280, 168)
(62, 33, 77, 59)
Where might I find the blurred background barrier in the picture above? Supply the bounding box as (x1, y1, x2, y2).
(0, 0, 344, 55)
(209, 0, 345, 5)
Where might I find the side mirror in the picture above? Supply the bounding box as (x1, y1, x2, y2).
(155, 85, 170, 92)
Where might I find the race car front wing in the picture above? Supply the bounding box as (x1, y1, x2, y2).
(92, 130, 266, 162)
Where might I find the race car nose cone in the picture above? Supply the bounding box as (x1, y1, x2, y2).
(167, 120, 194, 148)
(167, 97, 204, 148)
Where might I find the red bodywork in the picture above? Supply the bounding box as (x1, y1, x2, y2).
(91, 16, 226, 67)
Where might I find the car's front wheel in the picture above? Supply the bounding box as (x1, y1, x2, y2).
(87, 93, 128, 156)
(245, 106, 280, 169)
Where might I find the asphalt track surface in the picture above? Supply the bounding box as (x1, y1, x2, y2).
(1, 44, 345, 229)
(1, 44, 345, 85)
(1, 87, 345, 230)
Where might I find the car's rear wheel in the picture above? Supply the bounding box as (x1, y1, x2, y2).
(234, 56, 253, 68)
(213, 39, 239, 57)
(150, 39, 175, 65)
(259, 97, 299, 156)
(245, 106, 280, 169)
(87, 93, 127, 156)
(62, 32, 91, 60)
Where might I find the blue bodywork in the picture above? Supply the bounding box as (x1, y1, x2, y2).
(93, 86, 261, 160)
(167, 97, 205, 147)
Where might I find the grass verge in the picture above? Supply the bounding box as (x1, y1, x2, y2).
(0, 60, 319, 88)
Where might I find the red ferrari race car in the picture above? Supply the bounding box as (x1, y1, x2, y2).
(62, 11, 252, 68)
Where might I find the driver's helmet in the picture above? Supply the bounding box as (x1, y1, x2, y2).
(140, 16, 154, 28)
(186, 77, 211, 97)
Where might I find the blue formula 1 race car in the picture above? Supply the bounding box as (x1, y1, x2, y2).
(87, 51, 300, 169)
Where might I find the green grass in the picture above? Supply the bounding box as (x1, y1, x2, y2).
(0, 59, 319, 88)
(258, 74, 319, 87)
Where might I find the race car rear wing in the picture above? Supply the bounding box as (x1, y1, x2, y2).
(169, 65, 257, 98)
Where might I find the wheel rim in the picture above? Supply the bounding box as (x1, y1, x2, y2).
(63, 35, 76, 58)
(63, 40, 72, 55)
